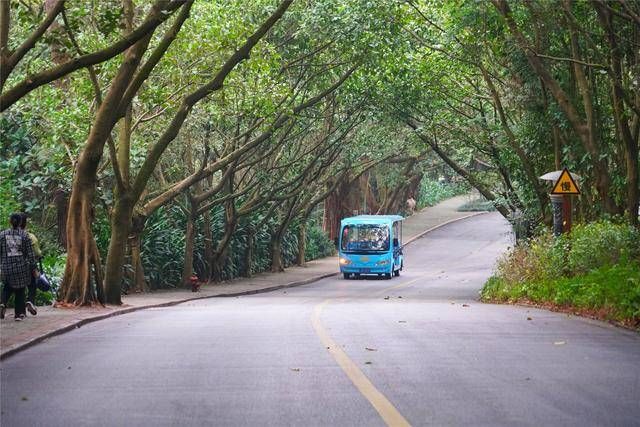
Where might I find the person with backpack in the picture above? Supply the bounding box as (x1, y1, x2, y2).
(20, 213, 42, 315)
(0, 213, 36, 321)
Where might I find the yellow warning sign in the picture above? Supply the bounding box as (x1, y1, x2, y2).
(551, 168, 580, 195)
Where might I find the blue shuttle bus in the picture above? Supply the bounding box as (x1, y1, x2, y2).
(338, 215, 404, 279)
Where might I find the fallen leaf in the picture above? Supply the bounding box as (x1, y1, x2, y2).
(290, 368, 300, 372)
(365, 347, 377, 352)
(527, 317, 532, 321)
(462, 304, 470, 307)
(554, 341, 566, 346)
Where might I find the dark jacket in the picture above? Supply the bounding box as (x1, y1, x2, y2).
(0, 228, 35, 289)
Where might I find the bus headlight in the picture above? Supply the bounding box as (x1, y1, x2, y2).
(339, 257, 351, 265)
(376, 259, 390, 266)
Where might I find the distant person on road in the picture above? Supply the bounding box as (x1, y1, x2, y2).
(0, 213, 36, 321)
(406, 197, 416, 215)
(20, 213, 42, 316)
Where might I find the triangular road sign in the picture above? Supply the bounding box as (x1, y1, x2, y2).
(551, 168, 580, 195)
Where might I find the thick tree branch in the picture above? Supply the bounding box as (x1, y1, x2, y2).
(1, 0, 65, 89)
(0, 0, 184, 111)
(131, 0, 294, 200)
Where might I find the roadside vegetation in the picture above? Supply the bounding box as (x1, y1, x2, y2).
(482, 220, 640, 329)
(457, 197, 496, 212)
(416, 179, 468, 210)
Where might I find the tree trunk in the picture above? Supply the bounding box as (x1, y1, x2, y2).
(594, 3, 639, 226)
(625, 134, 639, 227)
(58, 19, 154, 305)
(323, 192, 341, 240)
(202, 209, 213, 280)
(211, 244, 231, 282)
(59, 184, 103, 305)
(211, 219, 237, 282)
(243, 228, 254, 277)
(129, 231, 147, 292)
(297, 223, 306, 266)
(54, 188, 69, 249)
(181, 210, 196, 286)
(270, 232, 284, 273)
(103, 195, 134, 304)
(128, 213, 148, 292)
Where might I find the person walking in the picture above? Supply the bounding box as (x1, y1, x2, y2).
(20, 213, 42, 315)
(0, 213, 36, 321)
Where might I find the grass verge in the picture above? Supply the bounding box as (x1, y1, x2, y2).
(481, 219, 640, 330)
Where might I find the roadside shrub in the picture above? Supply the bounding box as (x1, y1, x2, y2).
(482, 219, 640, 328)
(417, 179, 467, 209)
(40, 252, 65, 304)
(0, 171, 20, 222)
(305, 224, 335, 261)
(141, 205, 187, 289)
(457, 198, 496, 212)
(566, 221, 639, 274)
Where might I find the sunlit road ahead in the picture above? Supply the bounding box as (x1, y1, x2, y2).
(2, 213, 639, 426)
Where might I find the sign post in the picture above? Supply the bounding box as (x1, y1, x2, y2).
(550, 168, 580, 234)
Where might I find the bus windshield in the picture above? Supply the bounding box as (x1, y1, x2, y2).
(341, 224, 390, 253)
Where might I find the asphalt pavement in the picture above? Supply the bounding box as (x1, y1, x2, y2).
(2, 213, 639, 426)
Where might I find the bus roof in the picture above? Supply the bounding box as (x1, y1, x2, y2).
(340, 215, 404, 226)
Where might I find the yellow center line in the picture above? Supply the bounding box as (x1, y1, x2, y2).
(311, 300, 412, 427)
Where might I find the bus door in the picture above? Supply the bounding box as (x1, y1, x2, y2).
(392, 221, 402, 269)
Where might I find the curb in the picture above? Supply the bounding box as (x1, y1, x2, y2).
(1, 211, 489, 360)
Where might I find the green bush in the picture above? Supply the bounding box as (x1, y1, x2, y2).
(417, 179, 468, 210)
(457, 198, 496, 212)
(305, 224, 335, 261)
(141, 205, 187, 289)
(482, 219, 640, 328)
(565, 221, 639, 274)
(482, 262, 640, 325)
(0, 171, 21, 223)
(137, 203, 335, 287)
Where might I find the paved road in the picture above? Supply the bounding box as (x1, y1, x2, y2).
(2, 213, 639, 426)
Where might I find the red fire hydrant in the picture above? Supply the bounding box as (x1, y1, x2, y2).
(190, 274, 200, 292)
